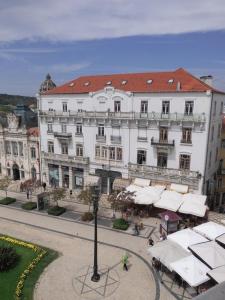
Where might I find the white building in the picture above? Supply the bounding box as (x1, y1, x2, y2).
(0, 104, 40, 181)
(38, 68, 224, 198)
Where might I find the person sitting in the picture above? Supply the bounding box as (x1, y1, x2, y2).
(148, 238, 154, 246)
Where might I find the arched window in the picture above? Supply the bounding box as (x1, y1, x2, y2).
(31, 166, 36, 180)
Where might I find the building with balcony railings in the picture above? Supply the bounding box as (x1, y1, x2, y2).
(38, 69, 224, 197)
(0, 104, 40, 181)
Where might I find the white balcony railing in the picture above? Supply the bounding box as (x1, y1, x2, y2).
(42, 151, 89, 164)
(40, 110, 206, 123)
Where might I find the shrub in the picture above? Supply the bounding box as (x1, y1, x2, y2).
(113, 218, 129, 230)
(47, 206, 66, 216)
(81, 212, 94, 222)
(0, 246, 20, 272)
(21, 202, 37, 210)
(0, 197, 16, 205)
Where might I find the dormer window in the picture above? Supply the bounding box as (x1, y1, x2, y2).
(106, 81, 112, 85)
(69, 82, 74, 87)
(121, 80, 127, 85)
(147, 79, 153, 84)
(84, 82, 90, 86)
(168, 79, 174, 84)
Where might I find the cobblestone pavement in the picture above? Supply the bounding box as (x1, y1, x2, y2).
(0, 203, 180, 300)
(208, 211, 225, 224)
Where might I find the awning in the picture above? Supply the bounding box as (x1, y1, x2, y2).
(167, 228, 208, 251)
(133, 178, 151, 187)
(134, 186, 165, 205)
(189, 241, 225, 269)
(179, 201, 208, 217)
(159, 210, 182, 222)
(85, 175, 100, 186)
(170, 183, 188, 194)
(170, 255, 210, 287)
(216, 233, 225, 248)
(126, 184, 143, 193)
(182, 193, 207, 205)
(193, 222, 225, 240)
(113, 178, 131, 191)
(207, 265, 225, 283)
(148, 239, 190, 271)
(154, 190, 184, 212)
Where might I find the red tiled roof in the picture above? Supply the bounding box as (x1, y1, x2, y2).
(27, 127, 39, 137)
(44, 68, 224, 95)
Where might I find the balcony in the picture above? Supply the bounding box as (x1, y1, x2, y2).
(180, 139, 192, 145)
(137, 136, 148, 142)
(53, 132, 72, 140)
(110, 135, 121, 144)
(151, 137, 175, 147)
(128, 163, 201, 189)
(42, 152, 89, 165)
(96, 134, 106, 142)
(40, 110, 206, 123)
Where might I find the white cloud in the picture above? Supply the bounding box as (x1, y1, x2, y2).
(0, 0, 225, 42)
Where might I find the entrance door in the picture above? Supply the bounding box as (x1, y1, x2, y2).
(12, 164, 20, 180)
(95, 169, 122, 194)
(31, 167, 36, 180)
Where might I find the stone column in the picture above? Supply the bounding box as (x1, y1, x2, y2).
(107, 176, 110, 195)
(58, 165, 62, 187)
(69, 167, 73, 190)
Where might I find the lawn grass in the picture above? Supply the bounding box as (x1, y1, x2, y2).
(0, 237, 58, 300)
(21, 202, 37, 210)
(0, 197, 16, 205)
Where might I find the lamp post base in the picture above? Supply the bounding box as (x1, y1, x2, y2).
(91, 273, 100, 282)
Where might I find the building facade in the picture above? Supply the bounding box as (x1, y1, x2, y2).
(0, 104, 40, 181)
(38, 68, 224, 196)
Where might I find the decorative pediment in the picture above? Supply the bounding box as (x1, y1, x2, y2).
(7, 113, 19, 131)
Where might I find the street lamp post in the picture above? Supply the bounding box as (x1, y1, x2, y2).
(91, 186, 100, 282)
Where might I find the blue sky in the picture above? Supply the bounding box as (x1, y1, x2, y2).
(0, 0, 225, 96)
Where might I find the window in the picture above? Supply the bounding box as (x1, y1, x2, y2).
(215, 147, 219, 162)
(48, 141, 54, 153)
(12, 142, 18, 156)
(7, 168, 11, 177)
(5, 141, 11, 154)
(30, 147, 36, 159)
(182, 128, 192, 144)
(213, 102, 217, 115)
(218, 124, 221, 138)
(157, 152, 168, 168)
(221, 102, 223, 114)
(61, 124, 67, 133)
(61, 143, 68, 155)
(18, 142, 23, 156)
(101, 146, 107, 159)
(76, 123, 82, 135)
(98, 125, 104, 136)
(114, 101, 121, 113)
(109, 147, 116, 160)
(137, 150, 146, 165)
(20, 170, 25, 179)
(211, 125, 214, 141)
(62, 102, 67, 112)
(95, 145, 100, 157)
(179, 154, 191, 170)
(47, 123, 53, 133)
(159, 127, 168, 142)
(221, 139, 225, 149)
(117, 147, 123, 161)
(162, 101, 170, 114)
(76, 144, 83, 157)
(208, 151, 212, 168)
(141, 101, 148, 113)
(184, 101, 194, 115)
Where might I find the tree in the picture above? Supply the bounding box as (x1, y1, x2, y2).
(49, 187, 66, 207)
(0, 177, 11, 198)
(77, 186, 93, 211)
(108, 190, 135, 217)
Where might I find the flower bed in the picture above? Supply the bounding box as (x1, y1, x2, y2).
(21, 202, 37, 210)
(0, 197, 16, 205)
(113, 218, 129, 230)
(47, 206, 66, 216)
(0, 235, 58, 300)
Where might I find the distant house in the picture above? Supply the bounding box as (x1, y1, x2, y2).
(0, 104, 40, 181)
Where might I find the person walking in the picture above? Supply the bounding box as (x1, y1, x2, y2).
(148, 238, 154, 246)
(122, 253, 129, 271)
(134, 223, 139, 236)
(26, 189, 29, 199)
(42, 182, 46, 191)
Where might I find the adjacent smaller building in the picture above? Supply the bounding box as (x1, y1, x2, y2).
(0, 104, 40, 181)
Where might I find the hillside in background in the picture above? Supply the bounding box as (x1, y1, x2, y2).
(0, 94, 37, 114)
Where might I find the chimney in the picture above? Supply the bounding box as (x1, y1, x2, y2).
(200, 75, 213, 87)
(176, 81, 181, 91)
